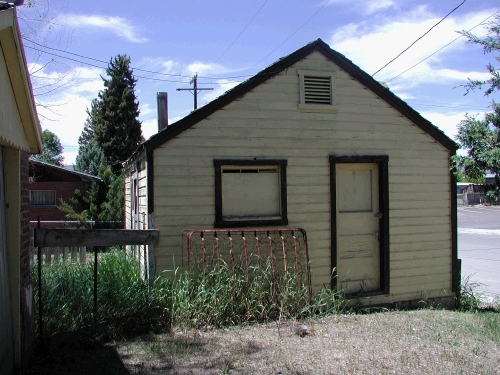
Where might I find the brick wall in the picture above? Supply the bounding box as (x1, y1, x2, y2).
(29, 180, 92, 221)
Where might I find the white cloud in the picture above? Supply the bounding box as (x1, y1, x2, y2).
(62, 14, 148, 43)
(328, 8, 496, 85)
(141, 118, 158, 140)
(186, 62, 226, 75)
(420, 111, 467, 140)
(184, 60, 249, 77)
(200, 79, 240, 103)
(137, 58, 179, 75)
(326, 0, 396, 14)
(140, 113, 183, 139)
(387, 68, 491, 92)
(37, 93, 92, 164)
(140, 103, 154, 117)
(366, 0, 395, 14)
(32, 65, 104, 165)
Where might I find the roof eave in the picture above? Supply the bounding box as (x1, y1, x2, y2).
(0, 8, 42, 153)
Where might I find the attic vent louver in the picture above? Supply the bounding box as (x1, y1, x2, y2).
(304, 76, 331, 105)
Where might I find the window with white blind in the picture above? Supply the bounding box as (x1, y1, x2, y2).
(30, 190, 56, 206)
(214, 160, 288, 228)
(298, 69, 336, 111)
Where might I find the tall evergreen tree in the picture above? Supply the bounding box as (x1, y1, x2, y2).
(75, 99, 106, 176)
(69, 54, 142, 226)
(93, 54, 143, 165)
(78, 99, 99, 149)
(75, 140, 107, 177)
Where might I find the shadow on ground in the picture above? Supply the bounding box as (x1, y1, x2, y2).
(23, 332, 130, 375)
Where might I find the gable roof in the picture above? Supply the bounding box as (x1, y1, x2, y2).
(135, 38, 457, 159)
(29, 159, 101, 183)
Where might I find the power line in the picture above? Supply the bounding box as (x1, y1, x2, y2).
(243, 0, 330, 74)
(23, 45, 196, 84)
(22, 36, 255, 82)
(408, 102, 489, 111)
(386, 9, 500, 83)
(213, 0, 270, 65)
(22, 39, 277, 85)
(23, 37, 194, 79)
(24, 45, 107, 70)
(372, 0, 467, 77)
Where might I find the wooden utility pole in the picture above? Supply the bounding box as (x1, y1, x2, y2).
(177, 74, 213, 110)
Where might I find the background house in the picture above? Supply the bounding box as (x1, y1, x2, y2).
(124, 39, 458, 308)
(0, 7, 42, 374)
(29, 159, 101, 224)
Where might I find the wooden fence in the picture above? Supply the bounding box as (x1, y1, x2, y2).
(33, 228, 159, 337)
(457, 192, 488, 206)
(31, 230, 87, 264)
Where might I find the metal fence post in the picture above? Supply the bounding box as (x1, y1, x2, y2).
(93, 246, 97, 331)
(37, 217, 43, 338)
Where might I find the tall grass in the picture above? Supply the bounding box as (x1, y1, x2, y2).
(32, 250, 347, 337)
(170, 261, 312, 328)
(32, 249, 171, 336)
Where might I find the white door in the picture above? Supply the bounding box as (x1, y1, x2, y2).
(336, 163, 380, 294)
(0, 146, 15, 374)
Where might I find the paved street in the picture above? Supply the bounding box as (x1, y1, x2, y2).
(458, 205, 500, 299)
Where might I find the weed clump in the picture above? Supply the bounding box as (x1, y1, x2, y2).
(32, 250, 346, 337)
(456, 275, 483, 312)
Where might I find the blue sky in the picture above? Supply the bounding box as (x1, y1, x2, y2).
(17, 0, 500, 164)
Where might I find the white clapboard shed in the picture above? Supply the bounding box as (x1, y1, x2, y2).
(124, 39, 459, 307)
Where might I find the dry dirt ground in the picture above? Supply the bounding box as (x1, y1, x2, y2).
(24, 309, 500, 375)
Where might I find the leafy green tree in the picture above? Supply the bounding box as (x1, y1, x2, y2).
(93, 54, 143, 165)
(460, 15, 500, 96)
(454, 15, 500, 201)
(31, 129, 64, 166)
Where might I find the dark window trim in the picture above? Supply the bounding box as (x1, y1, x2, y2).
(329, 155, 389, 297)
(214, 159, 288, 228)
(449, 149, 459, 294)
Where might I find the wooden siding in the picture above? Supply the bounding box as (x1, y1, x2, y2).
(152, 51, 453, 303)
(125, 155, 148, 230)
(124, 173, 132, 229)
(124, 155, 150, 275)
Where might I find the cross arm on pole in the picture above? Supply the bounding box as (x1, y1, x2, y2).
(177, 74, 213, 110)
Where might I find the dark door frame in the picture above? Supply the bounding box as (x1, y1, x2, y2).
(329, 155, 390, 296)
